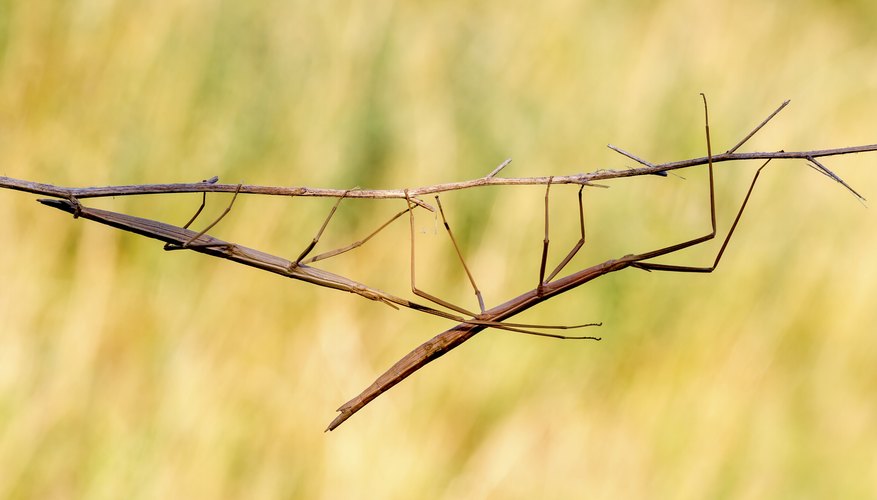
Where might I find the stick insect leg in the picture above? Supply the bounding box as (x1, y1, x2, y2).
(300, 206, 412, 265)
(162, 176, 220, 250)
(285, 190, 444, 268)
(538, 177, 553, 290)
(630, 159, 771, 273)
(628, 95, 853, 270)
(435, 196, 487, 313)
(166, 182, 243, 250)
(623, 93, 718, 264)
(403, 191, 602, 339)
(628, 93, 767, 272)
(288, 189, 356, 269)
(183, 182, 242, 248)
(293, 189, 350, 264)
(405, 191, 479, 317)
(182, 176, 221, 230)
(539, 185, 585, 286)
(180, 192, 207, 230)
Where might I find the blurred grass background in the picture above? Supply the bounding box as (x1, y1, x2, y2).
(1, 0, 876, 498)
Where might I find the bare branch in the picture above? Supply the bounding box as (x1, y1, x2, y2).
(3, 99, 875, 432)
(2, 145, 875, 205)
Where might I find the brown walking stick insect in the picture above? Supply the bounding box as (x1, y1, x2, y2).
(3, 95, 873, 430)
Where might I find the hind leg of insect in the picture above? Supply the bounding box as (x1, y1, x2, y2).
(629, 159, 771, 273)
(628, 93, 771, 272)
(403, 192, 602, 339)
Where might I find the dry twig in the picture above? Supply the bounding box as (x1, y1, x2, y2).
(1, 144, 873, 205)
(2, 98, 874, 430)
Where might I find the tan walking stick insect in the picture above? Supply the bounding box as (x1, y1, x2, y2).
(40, 188, 600, 340)
(13, 95, 872, 430)
(324, 94, 864, 430)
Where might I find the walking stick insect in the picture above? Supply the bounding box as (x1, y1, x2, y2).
(4, 95, 873, 430)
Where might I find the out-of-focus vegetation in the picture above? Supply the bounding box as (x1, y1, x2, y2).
(1, 1, 876, 498)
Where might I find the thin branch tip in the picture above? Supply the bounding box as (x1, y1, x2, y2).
(486, 158, 512, 178)
(726, 99, 791, 154)
(806, 156, 866, 202)
(607, 144, 657, 168)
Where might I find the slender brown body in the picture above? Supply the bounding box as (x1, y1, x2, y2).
(39, 198, 627, 430)
(326, 257, 633, 430)
(37, 199, 447, 311)
(22, 98, 873, 430)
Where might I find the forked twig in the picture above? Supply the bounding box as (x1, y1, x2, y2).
(3, 98, 874, 431)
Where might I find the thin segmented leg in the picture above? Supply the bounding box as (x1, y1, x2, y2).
(608, 94, 854, 274)
(301, 207, 412, 265)
(403, 191, 601, 339)
(163, 176, 218, 250)
(182, 176, 221, 229)
(627, 93, 771, 273)
(277, 191, 559, 329)
(537, 176, 553, 290)
(630, 158, 771, 273)
(538, 179, 588, 289)
(285, 188, 425, 270)
(405, 191, 482, 317)
(165, 181, 243, 250)
(288, 188, 356, 269)
(435, 196, 487, 313)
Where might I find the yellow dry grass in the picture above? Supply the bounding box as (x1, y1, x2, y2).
(2, 1, 876, 498)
